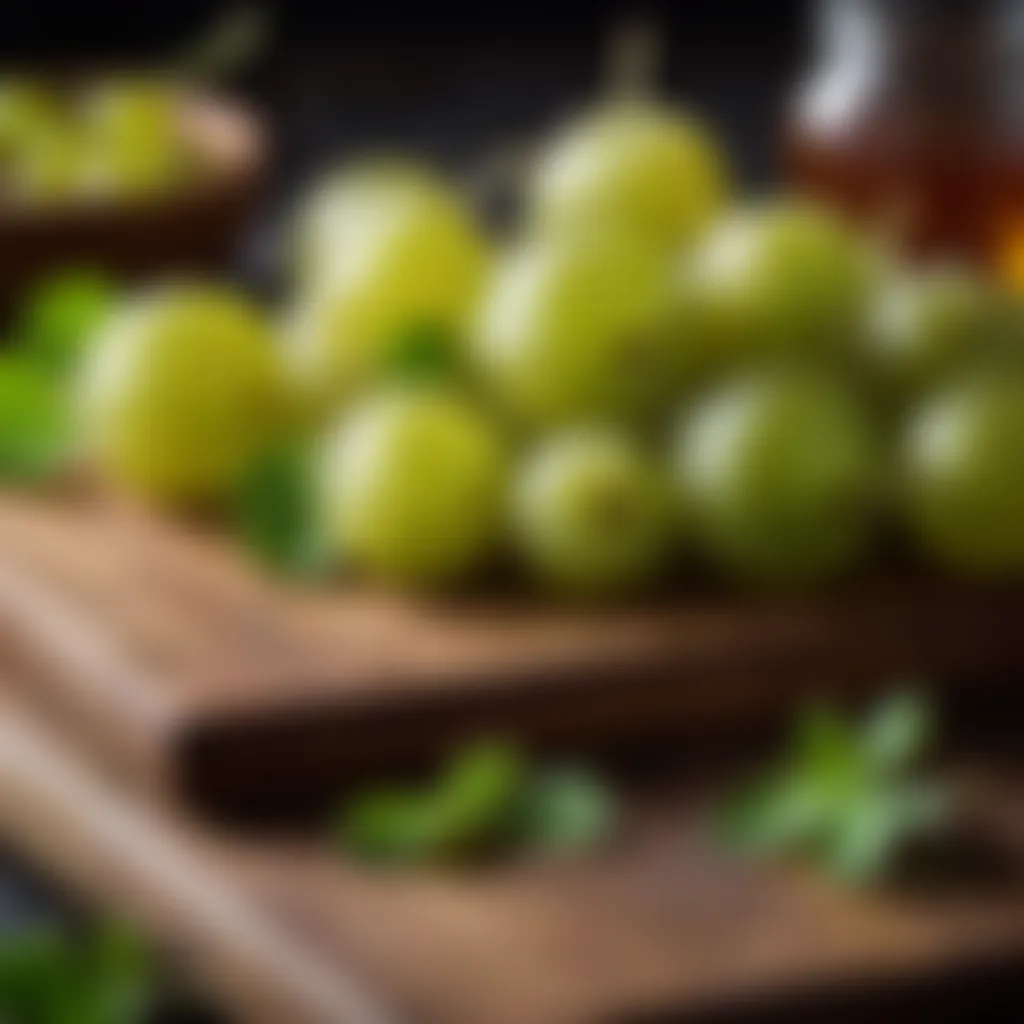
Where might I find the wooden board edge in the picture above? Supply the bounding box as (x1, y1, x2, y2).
(0, 691, 394, 1024)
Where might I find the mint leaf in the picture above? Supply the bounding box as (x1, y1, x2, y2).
(792, 704, 863, 784)
(0, 355, 74, 484)
(335, 741, 616, 867)
(714, 690, 952, 887)
(82, 921, 154, 1024)
(425, 741, 530, 859)
(338, 788, 441, 865)
(825, 791, 908, 885)
(862, 688, 933, 776)
(0, 921, 155, 1024)
(513, 765, 617, 856)
(0, 271, 107, 487)
(16, 269, 116, 378)
(716, 772, 832, 858)
(824, 782, 948, 885)
(234, 439, 330, 578)
(338, 741, 528, 865)
(0, 929, 74, 1022)
(377, 322, 462, 386)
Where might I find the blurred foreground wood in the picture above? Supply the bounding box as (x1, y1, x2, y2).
(1, 493, 1024, 814)
(4, 688, 1024, 1022)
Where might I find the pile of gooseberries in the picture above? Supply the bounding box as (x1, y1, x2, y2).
(77, 98, 1024, 596)
(0, 77, 200, 206)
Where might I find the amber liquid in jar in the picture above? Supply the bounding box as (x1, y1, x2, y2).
(787, 0, 1024, 286)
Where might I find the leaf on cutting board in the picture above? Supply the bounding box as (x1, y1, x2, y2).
(335, 740, 618, 867)
(512, 764, 618, 856)
(714, 688, 954, 887)
(861, 686, 934, 776)
(715, 770, 835, 860)
(337, 740, 528, 865)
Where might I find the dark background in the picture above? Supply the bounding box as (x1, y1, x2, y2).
(0, 3, 806, 57)
(0, 2, 812, 230)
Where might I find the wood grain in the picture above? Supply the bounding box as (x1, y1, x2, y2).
(0, 493, 1023, 812)
(3, 686, 1024, 1023)
(0, 692, 389, 1024)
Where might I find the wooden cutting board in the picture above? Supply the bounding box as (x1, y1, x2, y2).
(4, 688, 1024, 1024)
(1, 492, 1023, 813)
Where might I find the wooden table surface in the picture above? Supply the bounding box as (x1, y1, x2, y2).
(3, 683, 1024, 1023)
(2, 493, 1024, 819)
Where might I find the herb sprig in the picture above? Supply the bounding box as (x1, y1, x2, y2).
(0, 269, 116, 486)
(335, 740, 617, 867)
(233, 437, 332, 579)
(0, 920, 155, 1024)
(716, 690, 954, 886)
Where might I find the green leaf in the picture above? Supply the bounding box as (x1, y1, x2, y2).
(334, 741, 616, 867)
(82, 921, 154, 1024)
(792, 704, 862, 783)
(861, 689, 934, 776)
(716, 773, 830, 858)
(825, 791, 908, 885)
(376, 322, 463, 386)
(713, 688, 950, 888)
(0, 355, 75, 484)
(823, 781, 950, 886)
(338, 788, 441, 865)
(234, 439, 331, 578)
(15, 269, 116, 378)
(0, 922, 154, 1024)
(425, 740, 530, 859)
(513, 765, 617, 857)
(0, 928, 73, 1022)
(337, 741, 528, 866)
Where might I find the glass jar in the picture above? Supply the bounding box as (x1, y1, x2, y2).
(787, 0, 1024, 283)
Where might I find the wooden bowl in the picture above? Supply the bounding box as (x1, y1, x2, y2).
(0, 89, 266, 312)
